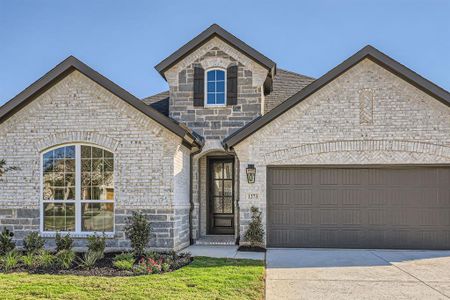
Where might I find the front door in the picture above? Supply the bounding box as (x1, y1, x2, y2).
(208, 158, 234, 234)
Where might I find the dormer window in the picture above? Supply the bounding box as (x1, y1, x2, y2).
(205, 69, 226, 106)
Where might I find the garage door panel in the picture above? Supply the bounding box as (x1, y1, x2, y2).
(267, 167, 450, 249)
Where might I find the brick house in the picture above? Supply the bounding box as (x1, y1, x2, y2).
(2, 24, 450, 250)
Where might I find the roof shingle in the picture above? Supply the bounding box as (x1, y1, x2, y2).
(264, 69, 315, 113)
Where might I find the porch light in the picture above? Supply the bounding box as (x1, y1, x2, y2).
(246, 164, 256, 184)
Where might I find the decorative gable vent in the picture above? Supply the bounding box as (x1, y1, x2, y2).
(359, 88, 374, 124)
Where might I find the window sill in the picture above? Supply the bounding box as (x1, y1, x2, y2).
(204, 104, 227, 108)
(40, 232, 115, 239)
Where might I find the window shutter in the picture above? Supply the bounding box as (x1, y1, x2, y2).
(193, 66, 204, 106)
(227, 65, 238, 105)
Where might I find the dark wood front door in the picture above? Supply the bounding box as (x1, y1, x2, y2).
(208, 158, 234, 234)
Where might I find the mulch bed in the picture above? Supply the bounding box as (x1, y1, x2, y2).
(2, 252, 193, 277)
(237, 246, 266, 252)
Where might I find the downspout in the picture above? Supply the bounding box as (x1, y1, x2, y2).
(189, 147, 202, 245)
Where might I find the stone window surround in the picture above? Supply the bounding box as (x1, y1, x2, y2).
(204, 67, 227, 108)
(40, 142, 115, 238)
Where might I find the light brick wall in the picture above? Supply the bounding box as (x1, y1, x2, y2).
(0, 70, 191, 250)
(234, 59, 450, 244)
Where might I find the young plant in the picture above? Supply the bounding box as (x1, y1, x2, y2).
(56, 250, 76, 269)
(21, 253, 39, 269)
(124, 211, 151, 257)
(77, 251, 102, 269)
(23, 232, 45, 254)
(37, 250, 55, 269)
(55, 232, 74, 252)
(87, 234, 106, 257)
(113, 252, 135, 271)
(2, 251, 19, 272)
(113, 259, 134, 271)
(0, 228, 15, 255)
(243, 206, 265, 248)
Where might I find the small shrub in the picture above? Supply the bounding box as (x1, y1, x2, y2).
(55, 232, 73, 252)
(161, 262, 170, 272)
(37, 250, 55, 269)
(77, 251, 102, 269)
(144, 251, 161, 261)
(124, 211, 151, 257)
(243, 206, 265, 248)
(114, 252, 135, 262)
(113, 259, 134, 271)
(0, 228, 15, 255)
(2, 251, 19, 272)
(113, 252, 135, 271)
(56, 250, 75, 269)
(87, 234, 106, 257)
(23, 232, 45, 253)
(21, 253, 40, 269)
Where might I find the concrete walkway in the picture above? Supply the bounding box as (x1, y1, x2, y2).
(184, 245, 265, 260)
(266, 248, 450, 300)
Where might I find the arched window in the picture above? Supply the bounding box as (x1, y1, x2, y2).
(205, 68, 226, 106)
(41, 144, 114, 234)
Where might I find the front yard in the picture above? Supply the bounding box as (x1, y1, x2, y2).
(0, 257, 264, 300)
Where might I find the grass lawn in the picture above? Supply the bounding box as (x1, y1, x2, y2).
(0, 257, 265, 300)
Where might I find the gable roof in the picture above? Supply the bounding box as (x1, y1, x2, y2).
(155, 24, 276, 80)
(223, 45, 450, 148)
(264, 69, 315, 113)
(0, 56, 203, 149)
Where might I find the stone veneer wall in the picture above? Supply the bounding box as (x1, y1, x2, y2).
(233, 59, 450, 245)
(0, 70, 191, 251)
(164, 37, 268, 142)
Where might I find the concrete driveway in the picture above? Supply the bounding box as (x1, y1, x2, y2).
(266, 249, 450, 300)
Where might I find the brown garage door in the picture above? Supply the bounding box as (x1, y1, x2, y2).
(267, 167, 450, 249)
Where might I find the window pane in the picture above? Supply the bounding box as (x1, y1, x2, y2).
(216, 70, 225, 81)
(207, 82, 215, 93)
(216, 93, 225, 104)
(92, 147, 103, 158)
(223, 197, 233, 213)
(207, 93, 216, 104)
(44, 203, 75, 231)
(213, 180, 223, 196)
(65, 159, 75, 172)
(54, 147, 65, 159)
(207, 70, 215, 81)
(65, 146, 75, 159)
(43, 158, 54, 172)
(224, 181, 233, 197)
(213, 162, 223, 179)
(43, 150, 54, 160)
(81, 146, 91, 158)
(216, 81, 225, 93)
(213, 197, 223, 213)
(82, 203, 114, 232)
(104, 159, 114, 172)
(224, 162, 233, 179)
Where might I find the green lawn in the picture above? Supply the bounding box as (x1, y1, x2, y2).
(0, 257, 265, 300)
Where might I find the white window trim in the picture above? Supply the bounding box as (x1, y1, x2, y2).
(40, 143, 115, 237)
(204, 68, 227, 107)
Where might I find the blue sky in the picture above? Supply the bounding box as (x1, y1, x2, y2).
(1, 0, 449, 106)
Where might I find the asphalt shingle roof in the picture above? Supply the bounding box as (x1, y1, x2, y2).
(264, 69, 315, 113)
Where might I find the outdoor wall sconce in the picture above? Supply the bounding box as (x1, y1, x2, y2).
(246, 164, 256, 184)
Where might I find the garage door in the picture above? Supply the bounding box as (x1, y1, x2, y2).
(267, 167, 450, 249)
